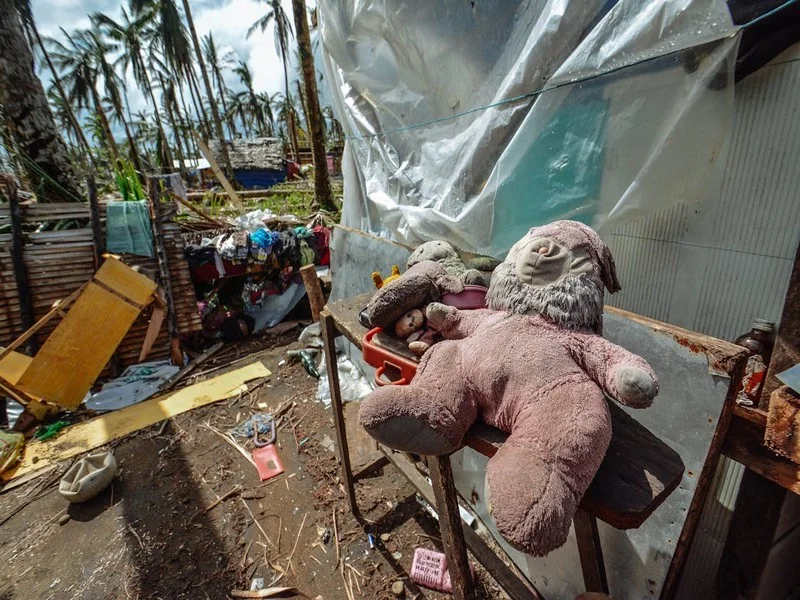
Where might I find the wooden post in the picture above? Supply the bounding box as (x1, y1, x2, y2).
(759, 239, 800, 408)
(717, 239, 799, 599)
(574, 509, 609, 593)
(87, 175, 105, 271)
(148, 180, 183, 366)
(7, 182, 36, 355)
(717, 469, 786, 599)
(321, 309, 358, 516)
(429, 454, 476, 600)
(300, 264, 325, 322)
(191, 131, 245, 214)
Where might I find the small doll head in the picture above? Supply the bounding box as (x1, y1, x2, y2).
(394, 308, 425, 338)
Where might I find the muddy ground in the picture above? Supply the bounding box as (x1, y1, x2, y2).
(0, 327, 511, 600)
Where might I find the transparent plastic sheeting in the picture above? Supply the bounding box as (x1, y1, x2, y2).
(318, 0, 739, 257)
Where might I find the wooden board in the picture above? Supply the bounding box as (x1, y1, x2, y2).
(0, 347, 32, 385)
(93, 257, 158, 306)
(2, 362, 271, 482)
(16, 282, 143, 410)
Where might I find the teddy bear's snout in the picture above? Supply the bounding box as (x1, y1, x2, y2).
(515, 238, 570, 286)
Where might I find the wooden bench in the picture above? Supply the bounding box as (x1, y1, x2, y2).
(320, 294, 689, 600)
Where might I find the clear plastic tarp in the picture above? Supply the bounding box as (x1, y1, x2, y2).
(318, 0, 740, 257)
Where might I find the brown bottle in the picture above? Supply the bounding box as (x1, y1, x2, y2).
(734, 319, 776, 406)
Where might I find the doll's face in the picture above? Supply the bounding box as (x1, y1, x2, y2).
(394, 308, 424, 338)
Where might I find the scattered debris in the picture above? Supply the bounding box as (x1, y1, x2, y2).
(391, 580, 405, 596)
(189, 484, 243, 522)
(3, 362, 271, 483)
(252, 444, 285, 481)
(229, 587, 300, 599)
(58, 451, 117, 503)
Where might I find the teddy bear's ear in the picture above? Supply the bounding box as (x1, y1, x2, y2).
(601, 246, 621, 293)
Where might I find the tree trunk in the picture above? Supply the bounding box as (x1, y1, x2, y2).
(136, 47, 173, 171)
(30, 25, 95, 167)
(0, 0, 81, 202)
(90, 84, 121, 163)
(108, 88, 145, 178)
(214, 68, 237, 137)
(158, 73, 188, 181)
(181, 0, 234, 176)
(292, 0, 335, 212)
(186, 68, 211, 138)
(276, 14, 299, 162)
(177, 82, 197, 155)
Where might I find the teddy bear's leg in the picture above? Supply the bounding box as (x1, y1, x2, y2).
(359, 344, 476, 456)
(484, 379, 611, 556)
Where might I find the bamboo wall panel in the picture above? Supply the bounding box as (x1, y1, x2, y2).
(0, 202, 201, 372)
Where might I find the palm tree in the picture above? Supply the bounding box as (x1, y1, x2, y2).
(0, 1, 80, 202)
(291, 0, 334, 211)
(233, 61, 268, 137)
(203, 33, 238, 138)
(249, 0, 299, 158)
(0, 3, 81, 202)
(227, 91, 252, 138)
(85, 28, 146, 177)
(92, 5, 173, 170)
(15, 0, 95, 170)
(156, 71, 189, 179)
(258, 91, 280, 136)
(48, 28, 122, 164)
(175, 0, 233, 175)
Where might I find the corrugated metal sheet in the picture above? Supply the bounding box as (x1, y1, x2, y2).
(604, 45, 800, 599)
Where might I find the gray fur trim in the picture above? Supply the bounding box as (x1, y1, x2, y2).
(486, 263, 604, 333)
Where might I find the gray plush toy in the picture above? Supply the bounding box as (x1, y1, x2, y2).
(406, 240, 488, 287)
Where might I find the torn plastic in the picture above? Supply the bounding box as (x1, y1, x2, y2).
(318, 0, 739, 256)
(316, 351, 373, 408)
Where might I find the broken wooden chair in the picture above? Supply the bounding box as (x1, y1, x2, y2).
(0, 257, 163, 425)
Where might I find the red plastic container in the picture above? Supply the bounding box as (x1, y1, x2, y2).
(361, 285, 488, 386)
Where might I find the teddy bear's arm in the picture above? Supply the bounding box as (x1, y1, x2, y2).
(425, 303, 492, 340)
(568, 332, 659, 408)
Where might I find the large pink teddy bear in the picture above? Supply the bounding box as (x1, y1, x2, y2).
(359, 221, 658, 556)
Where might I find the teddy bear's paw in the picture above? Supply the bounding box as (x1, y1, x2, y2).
(425, 302, 455, 328)
(614, 366, 657, 407)
(461, 269, 487, 287)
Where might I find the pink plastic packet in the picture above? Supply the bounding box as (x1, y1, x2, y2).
(411, 547, 473, 592)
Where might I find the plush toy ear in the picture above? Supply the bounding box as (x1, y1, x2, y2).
(601, 246, 621, 293)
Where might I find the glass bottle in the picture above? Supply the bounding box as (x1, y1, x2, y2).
(734, 319, 776, 406)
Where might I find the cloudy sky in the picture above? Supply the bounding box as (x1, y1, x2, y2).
(30, 0, 310, 123)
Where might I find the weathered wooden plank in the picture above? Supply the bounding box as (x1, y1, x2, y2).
(723, 408, 800, 494)
(16, 282, 143, 410)
(429, 454, 476, 600)
(764, 386, 800, 462)
(574, 509, 609, 593)
(94, 256, 158, 306)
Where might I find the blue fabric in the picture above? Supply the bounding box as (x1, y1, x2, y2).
(251, 228, 280, 250)
(233, 168, 286, 190)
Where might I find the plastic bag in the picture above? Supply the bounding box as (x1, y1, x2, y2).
(318, 0, 738, 256)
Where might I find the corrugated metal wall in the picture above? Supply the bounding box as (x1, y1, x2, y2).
(604, 44, 800, 599)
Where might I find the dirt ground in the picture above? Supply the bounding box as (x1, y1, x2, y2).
(0, 327, 511, 600)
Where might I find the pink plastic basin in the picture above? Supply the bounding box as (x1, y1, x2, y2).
(441, 285, 488, 309)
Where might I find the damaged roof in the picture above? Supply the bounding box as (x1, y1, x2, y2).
(208, 137, 284, 171)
